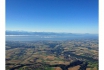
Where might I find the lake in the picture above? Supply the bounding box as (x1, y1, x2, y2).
(6, 35, 98, 41)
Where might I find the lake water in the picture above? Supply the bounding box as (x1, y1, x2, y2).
(6, 35, 98, 41)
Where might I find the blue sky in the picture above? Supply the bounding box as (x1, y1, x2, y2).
(6, 0, 98, 34)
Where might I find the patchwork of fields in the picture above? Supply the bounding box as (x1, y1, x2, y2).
(6, 39, 98, 70)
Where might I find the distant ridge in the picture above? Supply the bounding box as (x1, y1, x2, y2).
(6, 31, 98, 38)
(6, 31, 98, 35)
(6, 31, 75, 35)
(6, 31, 98, 41)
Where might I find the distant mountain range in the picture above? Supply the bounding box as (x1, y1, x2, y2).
(6, 31, 98, 38)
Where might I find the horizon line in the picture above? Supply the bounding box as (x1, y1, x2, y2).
(6, 30, 98, 35)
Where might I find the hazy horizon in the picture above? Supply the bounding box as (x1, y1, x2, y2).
(6, 30, 98, 34)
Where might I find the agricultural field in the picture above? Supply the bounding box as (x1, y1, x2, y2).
(6, 39, 98, 70)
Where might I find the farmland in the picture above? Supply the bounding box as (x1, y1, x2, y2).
(6, 39, 98, 70)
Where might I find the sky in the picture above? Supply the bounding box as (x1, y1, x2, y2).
(6, 0, 98, 34)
